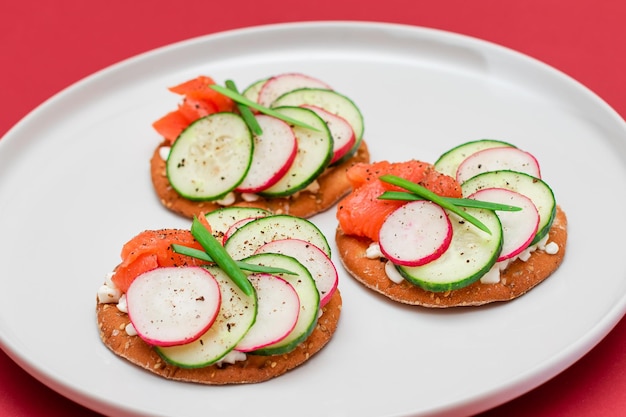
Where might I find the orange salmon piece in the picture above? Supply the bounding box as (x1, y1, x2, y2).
(337, 160, 462, 242)
(152, 110, 189, 145)
(152, 76, 237, 144)
(177, 96, 218, 122)
(112, 229, 208, 293)
(168, 75, 236, 112)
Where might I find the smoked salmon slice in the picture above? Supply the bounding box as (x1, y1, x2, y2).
(112, 229, 208, 293)
(337, 160, 462, 242)
(152, 75, 237, 144)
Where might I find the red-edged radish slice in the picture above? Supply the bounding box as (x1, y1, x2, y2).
(301, 105, 356, 164)
(255, 238, 338, 307)
(235, 115, 298, 193)
(468, 188, 540, 261)
(126, 267, 221, 347)
(456, 146, 541, 184)
(235, 273, 300, 352)
(257, 73, 332, 107)
(378, 200, 452, 267)
(222, 216, 265, 245)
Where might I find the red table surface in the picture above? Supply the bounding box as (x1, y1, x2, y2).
(1, 1, 625, 416)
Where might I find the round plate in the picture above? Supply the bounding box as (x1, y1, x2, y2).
(1, 21, 625, 417)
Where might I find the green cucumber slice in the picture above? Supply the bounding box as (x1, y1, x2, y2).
(203, 206, 271, 240)
(243, 253, 320, 355)
(258, 106, 333, 197)
(155, 265, 257, 368)
(434, 139, 516, 178)
(166, 112, 253, 201)
(397, 208, 503, 292)
(271, 88, 364, 164)
(241, 77, 268, 103)
(223, 214, 331, 259)
(461, 170, 556, 245)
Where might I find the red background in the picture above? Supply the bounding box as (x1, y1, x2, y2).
(1, 1, 625, 416)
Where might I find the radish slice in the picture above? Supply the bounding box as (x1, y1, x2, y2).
(456, 146, 541, 184)
(126, 267, 221, 347)
(222, 217, 263, 245)
(235, 115, 297, 193)
(257, 73, 332, 107)
(255, 238, 338, 307)
(301, 105, 356, 164)
(468, 188, 540, 261)
(378, 200, 452, 267)
(235, 273, 300, 352)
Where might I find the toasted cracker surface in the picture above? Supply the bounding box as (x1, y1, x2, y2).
(97, 290, 341, 384)
(336, 207, 567, 307)
(151, 141, 370, 219)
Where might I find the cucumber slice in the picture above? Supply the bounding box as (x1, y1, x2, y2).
(155, 265, 257, 368)
(241, 78, 267, 103)
(258, 106, 333, 197)
(203, 206, 271, 240)
(223, 214, 331, 259)
(243, 253, 320, 355)
(271, 88, 364, 164)
(461, 170, 556, 245)
(434, 139, 515, 178)
(397, 208, 503, 292)
(166, 112, 253, 200)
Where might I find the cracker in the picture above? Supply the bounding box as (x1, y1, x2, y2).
(97, 290, 342, 384)
(336, 206, 567, 307)
(151, 141, 370, 219)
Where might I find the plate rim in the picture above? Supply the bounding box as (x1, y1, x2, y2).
(1, 20, 626, 417)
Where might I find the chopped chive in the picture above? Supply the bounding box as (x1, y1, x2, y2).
(378, 191, 522, 211)
(172, 244, 297, 275)
(210, 83, 321, 131)
(172, 244, 213, 262)
(225, 80, 263, 136)
(379, 175, 493, 234)
(235, 263, 297, 276)
(445, 197, 521, 212)
(190, 217, 255, 296)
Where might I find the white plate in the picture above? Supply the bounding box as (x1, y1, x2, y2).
(1, 21, 625, 417)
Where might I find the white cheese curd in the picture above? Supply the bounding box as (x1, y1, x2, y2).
(216, 350, 247, 367)
(159, 146, 171, 161)
(365, 242, 383, 259)
(304, 180, 320, 194)
(125, 322, 137, 337)
(517, 248, 533, 262)
(385, 261, 405, 284)
(241, 192, 260, 202)
(97, 272, 122, 304)
(97, 284, 121, 304)
(216, 192, 236, 206)
(116, 294, 128, 313)
(480, 264, 501, 284)
(544, 241, 559, 254)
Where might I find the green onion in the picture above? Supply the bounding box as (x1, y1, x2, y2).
(211, 83, 320, 131)
(171, 244, 213, 262)
(190, 217, 255, 296)
(378, 191, 522, 211)
(172, 244, 296, 275)
(379, 175, 493, 234)
(225, 80, 263, 136)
